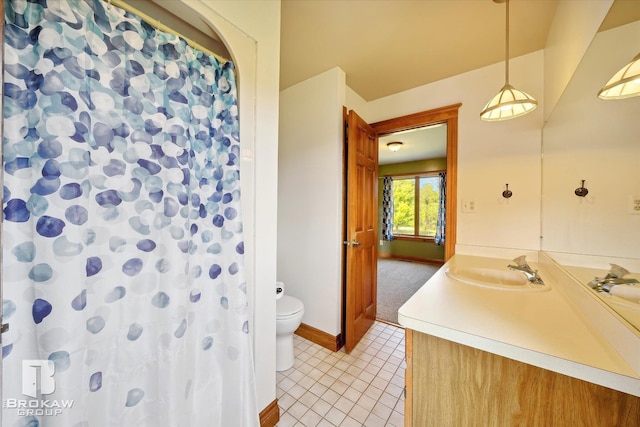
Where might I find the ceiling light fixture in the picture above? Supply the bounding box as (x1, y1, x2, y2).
(386, 141, 403, 152)
(480, 0, 538, 121)
(597, 52, 640, 100)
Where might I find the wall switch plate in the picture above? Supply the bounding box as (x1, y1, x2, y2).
(462, 200, 477, 213)
(379, 239, 384, 246)
(631, 196, 640, 215)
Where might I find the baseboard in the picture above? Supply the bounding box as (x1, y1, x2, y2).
(259, 399, 280, 427)
(295, 323, 344, 352)
(378, 253, 444, 265)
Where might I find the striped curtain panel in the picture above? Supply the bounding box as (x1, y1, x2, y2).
(435, 172, 447, 245)
(381, 176, 394, 241)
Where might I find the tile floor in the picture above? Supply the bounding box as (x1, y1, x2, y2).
(275, 321, 406, 427)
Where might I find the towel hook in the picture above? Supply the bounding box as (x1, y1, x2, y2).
(502, 183, 512, 199)
(575, 179, 589, 197)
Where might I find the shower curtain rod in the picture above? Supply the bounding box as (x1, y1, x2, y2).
(105, 0, 230, 64)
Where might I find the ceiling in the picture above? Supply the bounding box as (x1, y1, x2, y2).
(280, 0, 558, 167)
(280, 0, 559, 102)
(379, 125, 447, 165)
(279, 0, 640, 165)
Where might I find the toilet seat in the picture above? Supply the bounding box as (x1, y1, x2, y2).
(277, 295, 304, 319)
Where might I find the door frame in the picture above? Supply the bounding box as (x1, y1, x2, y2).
(340, 103, 461, 343)
(369, 103, 460, 261)
(337, 103, 462, 348)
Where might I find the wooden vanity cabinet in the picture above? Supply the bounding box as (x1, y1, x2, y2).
(405, 329, 640, 427)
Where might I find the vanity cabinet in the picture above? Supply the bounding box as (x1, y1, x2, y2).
(404, 329, 640, 427)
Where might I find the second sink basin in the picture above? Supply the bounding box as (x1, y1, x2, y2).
(446, 266, 551, 292)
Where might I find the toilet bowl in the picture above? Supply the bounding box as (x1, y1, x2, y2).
(276, 295, 304, 371)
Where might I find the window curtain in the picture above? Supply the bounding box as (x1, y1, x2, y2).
(2, 1, 258, 426)
(381, 176, 394, 241)
(435, 172, 447, 245)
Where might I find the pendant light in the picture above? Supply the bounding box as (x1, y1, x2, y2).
(597, 52, 640, 100)
(480, 0, 538, 121)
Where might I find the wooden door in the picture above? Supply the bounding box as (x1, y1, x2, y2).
(344, 110, 378, 353)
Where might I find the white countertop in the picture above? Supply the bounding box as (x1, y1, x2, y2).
(398, 253, 640, 397)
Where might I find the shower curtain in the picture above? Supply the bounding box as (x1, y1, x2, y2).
(2, 0, 258, 425)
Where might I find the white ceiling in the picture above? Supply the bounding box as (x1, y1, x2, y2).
(378, 125, 447, 165)
(279, 0, 640, 164)
(280, 0, 560, 165)
(280, 0, 559, 101)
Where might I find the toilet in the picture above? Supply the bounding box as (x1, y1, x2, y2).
(276, 293, 304, 371)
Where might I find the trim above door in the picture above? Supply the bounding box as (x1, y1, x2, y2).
(370, 103, 461, 261)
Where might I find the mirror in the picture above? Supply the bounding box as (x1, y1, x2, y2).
(541, 1, 640, 331)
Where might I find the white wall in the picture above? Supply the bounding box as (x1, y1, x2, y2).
(186, 0, 281, 413)
(346, 86, 370, 121)
(368, 52, 545, 253)
(278, 68, 346, 336)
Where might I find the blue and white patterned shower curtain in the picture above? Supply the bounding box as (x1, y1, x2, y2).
(435, 172, 446, 246)
(2, 0, 258, 425)
(381, 176, 393, 241)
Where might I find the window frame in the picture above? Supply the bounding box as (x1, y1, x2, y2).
(389, 170, 444, 241)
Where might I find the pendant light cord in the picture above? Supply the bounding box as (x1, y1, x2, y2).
(505, 0, 510, 84)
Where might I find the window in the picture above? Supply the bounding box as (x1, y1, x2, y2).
(392, 174, 441, 238)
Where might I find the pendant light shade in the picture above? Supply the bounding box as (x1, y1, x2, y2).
(480, 0, 537, 121)
(597, 52, 640, 100)
(480, 83, 538, 121)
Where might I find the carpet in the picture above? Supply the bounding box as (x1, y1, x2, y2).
(376, 258, 441, 325)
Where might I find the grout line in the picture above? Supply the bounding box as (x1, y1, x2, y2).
(277, 321, 405, 427)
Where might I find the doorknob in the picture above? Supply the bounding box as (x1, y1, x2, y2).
(1, 323, 8, 334)
(343, 239, 362, 247)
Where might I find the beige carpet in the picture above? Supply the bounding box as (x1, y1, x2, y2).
(376, 258, 441, 325)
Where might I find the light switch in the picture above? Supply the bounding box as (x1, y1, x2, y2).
(630, 196, 640, 215)
(462, 200, 477, 213)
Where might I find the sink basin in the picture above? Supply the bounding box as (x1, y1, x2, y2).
(446, 266, 551, 292)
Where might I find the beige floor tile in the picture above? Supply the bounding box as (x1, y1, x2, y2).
(347, 404, 370, 424)
(363, 412, 387, 427)
(287, 400, 310, 420)
(311, 397, 333, 418)
(277, 321, 405, 427)
(339, 416, 362, 427)
(333, 396, 355, 415)
(299, 409, 323, 427)
(324, 407, 347, 426)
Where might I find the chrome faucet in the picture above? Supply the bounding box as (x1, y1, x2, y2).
(507, 255, 545, 285)
(589, 263, 639, 293)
